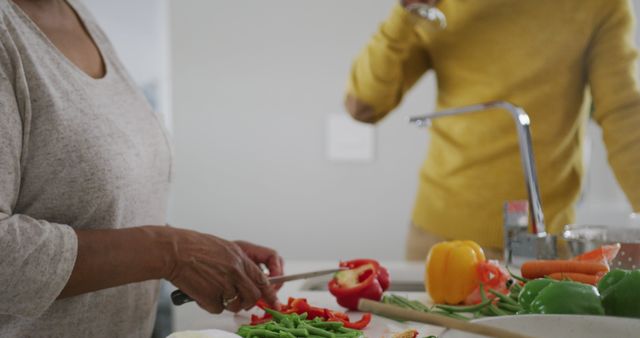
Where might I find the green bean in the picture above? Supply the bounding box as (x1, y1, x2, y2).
(300, 323, 335, 338)
(479, 306, 496, 316)
(506, 265, 528, 283)
(496, 301, 522, 313)
(510, 281, 522, 292)
(392, 297, 415, 309)
(410, 300, 432, 312)
(488, 289, 519, 306)
(435, 299, 492, 313)
(337, 327, 360, 334)
(387, 297, 408, 309)
(281, 328, 309, 336)
(244, 329, 279, 338)
(310, 322, 344, 330)
(280, 317, 294, 329)
(487, 303, 511, 316)
(479, 283, 489, 302)
(264, 308, 287, 322)
(390, 294, 424, 311)
(431, 310, 470, 321)
(278, 331, 296, 338)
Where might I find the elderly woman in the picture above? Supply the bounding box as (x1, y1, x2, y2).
(0, 0, 282, 336)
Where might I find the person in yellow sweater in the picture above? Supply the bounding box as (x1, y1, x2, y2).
(346, 0, 640, 260)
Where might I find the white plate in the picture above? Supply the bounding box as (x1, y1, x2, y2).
(166, 329, 241, 338)
(440, 315, 640, 338)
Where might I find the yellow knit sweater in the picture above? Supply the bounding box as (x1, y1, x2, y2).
(347, 0, 640, 249)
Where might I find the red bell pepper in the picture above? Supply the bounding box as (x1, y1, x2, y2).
(328, 259, 390, 310)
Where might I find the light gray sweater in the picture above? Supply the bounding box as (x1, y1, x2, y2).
(0, 0, 172, 336)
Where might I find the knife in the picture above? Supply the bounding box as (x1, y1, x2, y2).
(170, 267, 344, 306)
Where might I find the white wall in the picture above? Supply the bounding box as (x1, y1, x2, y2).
(169, 1, 638, 260)
(169, 0, 432, 260)
(83, 0, 171, 129)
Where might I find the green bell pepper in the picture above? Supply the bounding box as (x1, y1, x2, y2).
(518, 279, 555, 313)
(518, 279, 604, 315)
(598, 269, 640, 318)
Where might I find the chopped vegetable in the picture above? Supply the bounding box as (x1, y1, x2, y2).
(237, 308, 365, 338)
(328, 259, 390, 310)
(598, 269, 640, 318)
(251, 297, 372, 330)
(426, 240, 486, 304)
(520, 260, 609, 279)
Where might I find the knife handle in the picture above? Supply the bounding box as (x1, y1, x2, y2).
(171, 289, 194, 306)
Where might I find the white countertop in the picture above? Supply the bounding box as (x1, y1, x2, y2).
(173, 260, 445, 337)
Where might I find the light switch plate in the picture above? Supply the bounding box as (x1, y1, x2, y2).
(326, 114, 375, 162)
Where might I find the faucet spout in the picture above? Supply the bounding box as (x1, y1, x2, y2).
(409, 101, 546, 236)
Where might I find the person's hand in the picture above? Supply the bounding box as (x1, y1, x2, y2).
(163, 228, 278, 314)
(234, 240, 285, 290)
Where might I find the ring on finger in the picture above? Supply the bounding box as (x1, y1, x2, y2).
(222, 294, 239, 308)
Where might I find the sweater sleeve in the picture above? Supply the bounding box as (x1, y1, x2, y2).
(588, 0, 640, 211)
(0, 41, 78, 318)
(347, 4, 432, 120)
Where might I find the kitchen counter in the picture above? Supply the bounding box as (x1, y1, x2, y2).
(173, 260, 445, 337)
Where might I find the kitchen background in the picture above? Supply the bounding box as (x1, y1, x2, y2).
(86, 0, 637, 261)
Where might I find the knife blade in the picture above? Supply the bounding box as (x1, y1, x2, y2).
(170, 267, 344, 306)
(266, 268, 343, 285)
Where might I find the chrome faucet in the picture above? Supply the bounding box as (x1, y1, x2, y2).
(409, 101, 557, 263)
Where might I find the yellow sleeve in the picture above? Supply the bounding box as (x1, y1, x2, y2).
(588, 0, 640, 211)
(347, 4, 431, 119)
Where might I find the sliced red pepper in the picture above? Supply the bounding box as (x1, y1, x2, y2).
(330, 259, 390, 310)
(327, 311, 372, 330)
(255, 299, 270, 310)
(250, 314, 272, 325)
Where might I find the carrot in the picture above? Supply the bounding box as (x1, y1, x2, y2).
(548, 272, 600, 285)
(521, 260, 609, 279)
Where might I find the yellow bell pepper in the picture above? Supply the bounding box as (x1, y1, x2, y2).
(425, 240, 486, 304)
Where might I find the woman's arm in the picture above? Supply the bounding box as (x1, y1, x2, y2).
(587, 0, 640, 212)
(58, 226, 170, 299)
(61, 226, 280, 314)
(345, 2, 432, 123)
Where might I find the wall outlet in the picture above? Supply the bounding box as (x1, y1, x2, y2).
(326, 114, 375, 162)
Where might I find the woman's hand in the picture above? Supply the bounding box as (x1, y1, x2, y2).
(234, 240, 285, 289)
(164, 228, 280, 314)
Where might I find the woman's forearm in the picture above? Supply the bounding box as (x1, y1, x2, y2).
(58, 226, 173, 299)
